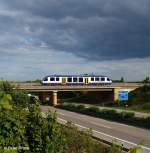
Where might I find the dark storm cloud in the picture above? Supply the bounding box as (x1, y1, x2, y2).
(1, 0, 150, 60)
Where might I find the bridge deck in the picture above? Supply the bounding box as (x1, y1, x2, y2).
(14, 83, 142, 92)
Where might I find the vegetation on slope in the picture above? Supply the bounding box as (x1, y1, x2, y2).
(127, 85, 150, 112)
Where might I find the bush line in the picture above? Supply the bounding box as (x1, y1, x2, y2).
(57, 104, 150, 129)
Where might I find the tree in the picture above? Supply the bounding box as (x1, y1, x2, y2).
(120, 77, 124, 83)
(0, 92, 27, 151)
(26, 98, 66, 153)
(11, 89, 30, 108)
(26, 99, 43, 152)
(0, 81, 30, 108)
(143, 77, 150, 83)
(0, 81, 13, 94)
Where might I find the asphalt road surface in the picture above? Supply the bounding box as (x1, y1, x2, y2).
(41, 105, 150, 153)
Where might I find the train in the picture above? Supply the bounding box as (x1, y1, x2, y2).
(41, 75, 112, 85)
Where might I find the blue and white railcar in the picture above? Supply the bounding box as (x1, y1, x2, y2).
(42, 75, 112, 85)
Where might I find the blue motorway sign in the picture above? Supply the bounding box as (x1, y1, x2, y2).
(118, 91, 128, 101)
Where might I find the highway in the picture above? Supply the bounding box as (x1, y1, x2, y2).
(41, 105, 150, 153)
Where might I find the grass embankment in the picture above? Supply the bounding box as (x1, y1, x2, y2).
(126, 85, 150, 113)
(57, 103, 150, 129)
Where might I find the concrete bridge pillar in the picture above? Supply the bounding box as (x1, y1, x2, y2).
(52, 91, 58, 106)
(39, 91, 58, 106)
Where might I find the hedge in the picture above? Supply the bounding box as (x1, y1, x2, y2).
(57, 104, 150, 129)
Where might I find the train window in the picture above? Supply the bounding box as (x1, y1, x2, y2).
(91, 77, 94, 81)
(50, 77, 55, 81)
(44, 78, 48, 81)
(73, 77, 78, 82)
(101, 77, 105, 81)
(79, 78, 83, 82)
(67, 78, 72, 82)
(56, 77, 59, 81)
(95, 77, 99, 81)
(107, 78, 110, 81)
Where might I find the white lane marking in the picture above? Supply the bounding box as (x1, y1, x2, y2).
(58, 112, 112, 129)
(90, 121, 112, 129)
(57, 118, 150, 151)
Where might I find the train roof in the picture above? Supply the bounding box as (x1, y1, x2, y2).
(43, 74, 109, 78)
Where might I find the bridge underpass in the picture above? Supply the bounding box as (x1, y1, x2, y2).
(37, 90, 115, 106)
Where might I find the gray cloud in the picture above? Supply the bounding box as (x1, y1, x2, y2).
(0, 0, 150, 80)
(0, 0, 150, 60)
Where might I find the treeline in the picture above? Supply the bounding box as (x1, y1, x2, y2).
(0, 81, 140, 153)
(112, 76, 150, 83)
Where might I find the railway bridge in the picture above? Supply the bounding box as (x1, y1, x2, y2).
(15, 83, 142, 106)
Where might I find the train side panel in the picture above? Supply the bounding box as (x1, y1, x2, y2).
(42, 75, 112, 85)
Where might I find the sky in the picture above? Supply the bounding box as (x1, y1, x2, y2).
(0, 0, 150, 81)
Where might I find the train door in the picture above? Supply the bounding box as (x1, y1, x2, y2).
(62, 78, 66, 85)
(85, 78, 89, 84)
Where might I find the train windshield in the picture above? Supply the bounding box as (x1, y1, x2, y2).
(50, 77, 55, 81)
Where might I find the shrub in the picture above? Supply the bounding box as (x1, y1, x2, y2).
(0, 81, 30, 108)
(11, 90, 30, 108)
(76, 104, 86, 113)
(120, 111, 135, 119)
(0, 109, 27, 150)
(26, 99, 66, 153)
(57, 104, 150, 129)
(0, 85, 66, 153)
(0, 150, 17, 153)
(0, 81, 13, 94)
(86, 106, 100, 116)
(62, 122, 108, 153)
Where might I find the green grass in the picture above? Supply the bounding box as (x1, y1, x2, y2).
(106, 101, 150, 114)
(129, 104, 150, 113)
